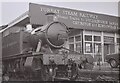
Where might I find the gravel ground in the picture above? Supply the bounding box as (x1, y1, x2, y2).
(1, 62, 119, 81)
(76, 62, 119, 81)
(93, 62, 119, 71)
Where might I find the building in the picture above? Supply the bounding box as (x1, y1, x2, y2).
(0, 3, 119, 64)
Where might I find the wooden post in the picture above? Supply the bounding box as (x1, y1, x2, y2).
(101, 32, 104, 64)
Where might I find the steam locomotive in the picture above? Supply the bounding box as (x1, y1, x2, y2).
(2, 13, 94, 81)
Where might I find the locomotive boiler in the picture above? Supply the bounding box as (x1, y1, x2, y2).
(29, 21, 68, 50)
(2, 13, 94, 81)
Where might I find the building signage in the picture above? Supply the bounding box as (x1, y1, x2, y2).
(29, 3, 118, 32)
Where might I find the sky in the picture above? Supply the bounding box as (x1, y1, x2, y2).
(0, 1, 119, 26)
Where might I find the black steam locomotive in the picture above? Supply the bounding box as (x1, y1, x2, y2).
(2, 13, 94, 81)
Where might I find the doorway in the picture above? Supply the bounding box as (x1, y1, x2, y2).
(104, 44, 109, 61)
(104, 44, 115, 61)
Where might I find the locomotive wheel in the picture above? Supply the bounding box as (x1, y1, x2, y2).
(32, 58, 50, 81)
(3, 74, 10, 81)
(70, 64, 78, 80)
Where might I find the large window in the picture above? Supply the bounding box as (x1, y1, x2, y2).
(76, 43, 82, 53)
(84, 35, 92, 53)
(75, 35, 81, 41)
(110, 44, 115, 53)
(104, 36, 114, 43)
(85, 42, 92, 53)
(117, 38, 120, 44)
(94, 43, 101, 53)
(69, 35, 82, 53)
(75, 35, 82, 53)
(94, 36, 101, 41)
(116, 38, 120, 53)
(69, 37, 74, 42)
(104, 36, 115, 54)
(85, 35, 92, 41)
(69, 44, 74, 51)
(84, 35, 101, 54)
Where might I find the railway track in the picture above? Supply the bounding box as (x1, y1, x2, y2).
(1, 62, 119, 81)
(2, 67, 119, 82)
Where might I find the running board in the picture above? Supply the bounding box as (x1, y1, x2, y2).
(54, 77, 70, 81)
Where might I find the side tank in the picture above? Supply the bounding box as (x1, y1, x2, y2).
(29, 21, 69, 49)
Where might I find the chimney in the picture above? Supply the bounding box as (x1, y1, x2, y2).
(45, 13, 58, 24)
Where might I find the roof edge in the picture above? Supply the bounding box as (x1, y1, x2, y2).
(0, 11, 29, 33)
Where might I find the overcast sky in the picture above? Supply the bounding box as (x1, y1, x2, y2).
(0, 1, 119, 26)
